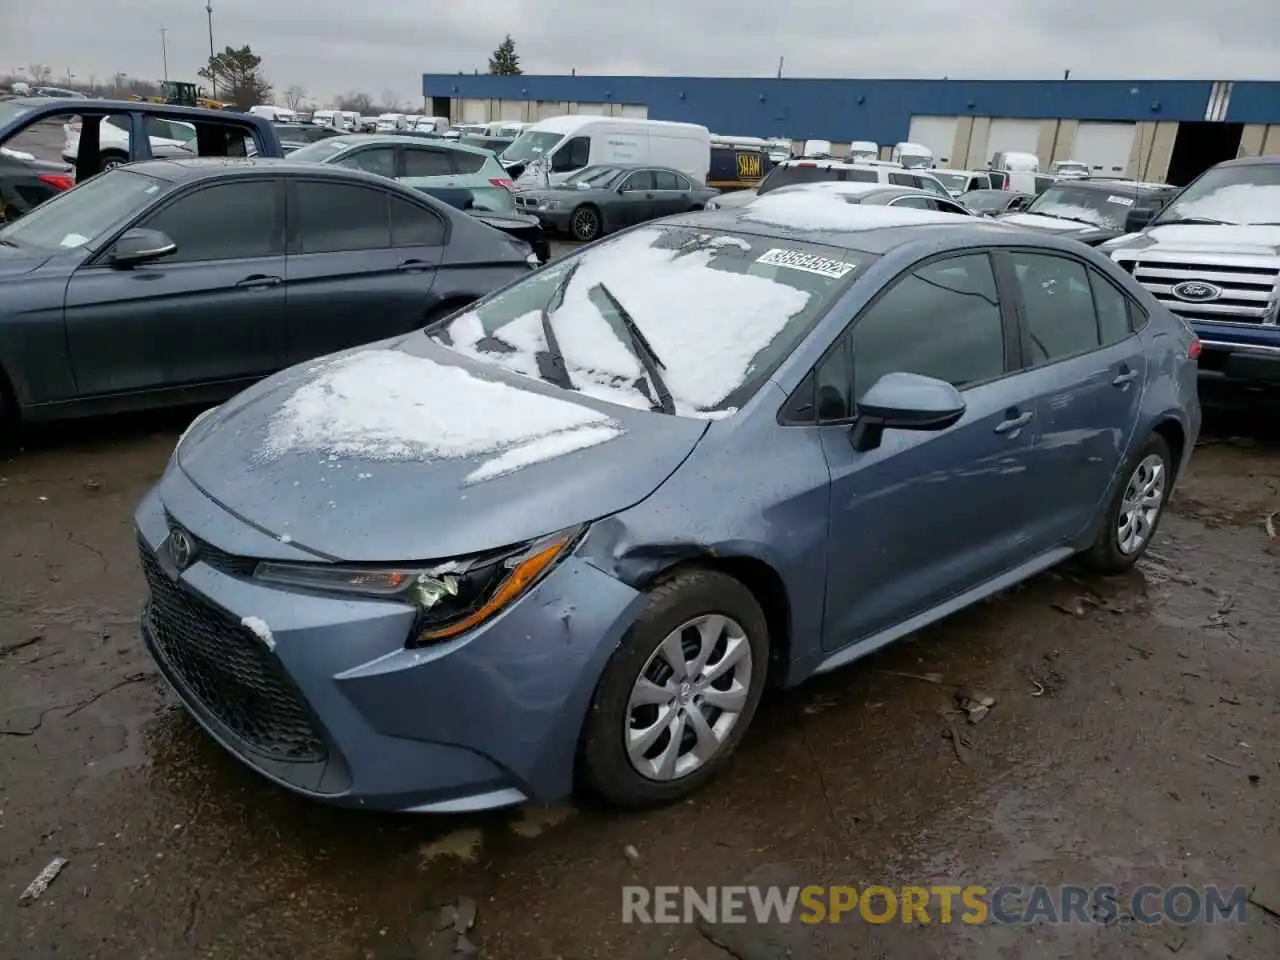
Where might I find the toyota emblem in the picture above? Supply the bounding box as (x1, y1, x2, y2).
(1171, 280, 1223, 303)
(168, 528, 196, 570)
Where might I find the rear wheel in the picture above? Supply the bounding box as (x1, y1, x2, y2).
(99, 151, 128, 173)
(1082, 432, 1173, 573)
(579, 568, 769, 808)
(570, 205, 601, 242)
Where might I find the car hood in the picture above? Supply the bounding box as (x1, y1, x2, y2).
(175, 336, 709, 561)
(999, 212, 1110, 236)
(1105, 223, 1280, 257)
(0, 245, 53, 277)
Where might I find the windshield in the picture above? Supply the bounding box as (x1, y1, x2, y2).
(961, 191, 1009, 212)
(1024, 185, 1137, 229)
(563, 166, 621, 187)
(899, 155, 931, 169)
(500, 130, 564, 164)
(0, 169, 168, 251)
(932, 172, 969, 192)
(288, 137, 359, 162)
(429, 224, 870, 417)
(1153, 163, 1280, 226)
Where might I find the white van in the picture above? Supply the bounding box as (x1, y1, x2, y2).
(847, 140, 879, 162)
(501, 116, 711, 185)
(802, 139, 833, 158)
(487, 120, 527, 137)
(248, 105, 297, 123)
(990, 151, 1040, 193)
(374, 113, 406, 132)
(312, 109, 342, 129)
(341, 111, 359, 131)
(892, 142, 933, 169)
(765, 137, 793, 162)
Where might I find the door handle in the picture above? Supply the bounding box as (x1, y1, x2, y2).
(994, 410, 1033, 434)
(644, 193, 655, 199)
(1112, 368, 1139, 387)
(235, 275, 282, 289)
(397, 259, 430, 272)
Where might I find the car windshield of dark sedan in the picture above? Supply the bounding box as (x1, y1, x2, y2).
(0, 168, 168, 251)
(1023, 185, 1136, 229)
(563, 166, 622, 187)
(430, 224, 870, 418)
(960, 190, 1009, 212)
(287, 137, 360, 162)
(1152, 163, 1280, 226)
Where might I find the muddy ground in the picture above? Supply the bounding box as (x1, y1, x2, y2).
(2, 385, 1277, 960)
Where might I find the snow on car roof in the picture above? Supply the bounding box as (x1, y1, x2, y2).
(740, 192, 964, 231)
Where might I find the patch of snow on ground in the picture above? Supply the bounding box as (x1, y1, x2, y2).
(741, 192, 962, 231)
(241, 616, 275, 651)
(465, 424, 624, 483)
(260, 349, 619, 462)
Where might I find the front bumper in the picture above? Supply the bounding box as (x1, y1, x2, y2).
(134, 480, 645, 812)
(1195, 336, 1280, 385)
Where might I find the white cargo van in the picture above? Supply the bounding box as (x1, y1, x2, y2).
(892, 142, 933, 168)
(248, 105, 297, 123)
(374, 113, 406, 132)
(802, 139, 833, 158)
(312, 109, 342, 129)
(500, 116, 711, 185)
(990, 151, 1040, 193)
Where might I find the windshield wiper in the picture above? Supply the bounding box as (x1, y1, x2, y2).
(537, 260, 580, 390)
(594, 282, 675, 415)
(1155, 216, 1233, 226)
(1027, 211, 1101, 227)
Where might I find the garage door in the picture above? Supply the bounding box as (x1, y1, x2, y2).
(617, 103, 649, 119)
(460, 99, 488, 123)
(1073, 122, 1136, 177)
(986, 119, 1041, 163)
(907, 116, 958, 165)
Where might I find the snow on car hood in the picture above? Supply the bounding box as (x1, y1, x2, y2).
(1108, 223, 1280, 257)
(1000, 211, 1100, 234)
(174, 338, 709, 561)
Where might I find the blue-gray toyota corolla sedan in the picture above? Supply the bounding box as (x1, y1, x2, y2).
(136, 194, 1201, 813)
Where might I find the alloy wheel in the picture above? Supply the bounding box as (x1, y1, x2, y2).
(1117, 453, 1166, 554)
(571, 208, 598, 241)
(625, 613, 754, 781)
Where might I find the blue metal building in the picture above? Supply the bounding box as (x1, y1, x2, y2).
(421, 74, 1280, 184)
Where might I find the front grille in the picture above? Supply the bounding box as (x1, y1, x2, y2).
(164, 515, 258, 578)
(139, 545, 327, 763)
(1124, 256, 1280, 325)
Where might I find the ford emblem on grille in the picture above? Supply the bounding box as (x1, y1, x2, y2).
(1171, 280, 1223, 303)
(168, 528, 196, 570)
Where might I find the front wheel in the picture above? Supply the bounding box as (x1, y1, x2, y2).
(579, 568, 769, 808)
(570, 205, 601, 242)
(99, 152, 128, 173)
(1082, 432, 1173, 573)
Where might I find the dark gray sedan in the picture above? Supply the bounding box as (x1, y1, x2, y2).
(0, 158, 535, 429)
(513, 164, 719, 241)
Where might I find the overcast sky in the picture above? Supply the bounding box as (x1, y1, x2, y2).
(2, 0, 1278, 106)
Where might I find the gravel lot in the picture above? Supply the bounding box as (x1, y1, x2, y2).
(2, 115, 1279, 958)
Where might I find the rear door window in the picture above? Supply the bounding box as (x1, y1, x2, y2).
(390, 196, 446, 246)
(295, 181, 391, 253)
(1007, 251, 1101, 365)
(653, 170, 681, 190)
(449, 151, 487, 175)
(334, 146, 396, 178)
(402, 147, 455, 178)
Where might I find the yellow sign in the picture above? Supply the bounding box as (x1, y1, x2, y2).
(736, 152, 763, 180)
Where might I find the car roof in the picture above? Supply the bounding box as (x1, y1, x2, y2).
(322, 133, 491, 156)
(7, 96, 267, 125)
(120, 156, 417, 187)
(663, 204, 1033, 256)
(1211, 155, 1280, 169)
(771, 182, 938, 202)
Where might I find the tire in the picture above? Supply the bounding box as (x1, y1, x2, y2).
(99, 152, 128, 173)
(1081, 432, 1173, 574)
(579, 567, 770, 808)
(570, 205, 601, 242)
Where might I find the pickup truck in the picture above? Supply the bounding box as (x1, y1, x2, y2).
(1099, 156, 1280, 387)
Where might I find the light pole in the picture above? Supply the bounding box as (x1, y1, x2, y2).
(206, 2, 217, 98)
(160, 26, 169, 82)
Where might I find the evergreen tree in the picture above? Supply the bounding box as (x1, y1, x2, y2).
(488, 35, 522, 76)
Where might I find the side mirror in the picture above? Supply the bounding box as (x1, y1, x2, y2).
(849, 372, 966, 452)
(1124, 206, 1156, 233)
(109, 228, 176, 268)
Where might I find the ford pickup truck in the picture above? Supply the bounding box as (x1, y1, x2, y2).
(1099, 156, 1280, 386)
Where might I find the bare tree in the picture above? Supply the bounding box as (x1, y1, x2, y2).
(27, 63, 53, 84)
(379, 91, 401, 112)
(336, 91, 374, 114)
(283, 85, 306, 111)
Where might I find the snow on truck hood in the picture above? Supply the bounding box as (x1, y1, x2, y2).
(174, 339, 709, 561)
(1000, 211, 1102, 234)
(1108, 223, 1280, 257)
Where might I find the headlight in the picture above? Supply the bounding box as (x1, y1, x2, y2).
(539, 199, 560, 210)
(252, 525, 583, 645)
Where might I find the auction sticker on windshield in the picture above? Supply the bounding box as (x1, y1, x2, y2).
(1106, 195, 1135, 206)
(756, 248, 858, 279)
